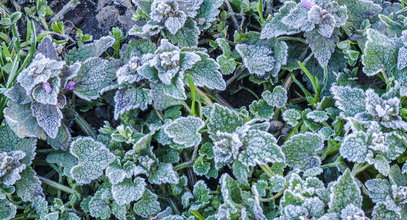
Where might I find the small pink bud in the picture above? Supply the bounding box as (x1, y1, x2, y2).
(42, 82, 52, 93)
(301, 0, 313, 8)
(64, 81, 77, 91)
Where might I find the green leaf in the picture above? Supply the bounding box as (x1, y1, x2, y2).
(186, 53, 226, 91)
(236, 44, 275, 77)
(65, 36, 115, 63)
(112, 177, 146, 205)
(239, 130, 285, 167)
(304, 30, 338, 67)
(232, 160, 250, 185)
(331, 85, 366, 117)
(193, 156, 211, 176)
(165, 18, 199, 47)
(329, 169, 362, 213)
(283, 109, 302, 127)
(365, 179, 391, 203)
(362, 29, 398, 76)
(15, 167, 43, 202)
(306, 110, 329, 123)
(0, 199, 16, 220)
(4, 101, 47, 139)
(133, 190, 161, 218)
(89, 197, 111, 219)
(0, 124, 37, 166)
(148, 163, 179, 184)
(208, 103, 244, 136)
(262, 86, 288, 109)
(73, 58, 120, 101)
(217, 55, 236, 75)
(340, 132, 368, 163)
(31, 102, 63, 139)
(164, 116, 205, 148)
(249, 100, 274, 120)
(282, 132, 324, 171)
(46, 152, 77, 178)
(260, 1, 299, 39)
(372, 202, 401, 219)
(114, 87, 151, 120)
(195, 0, 223, 30)
(335, 0, 382, 32)
(70, 137, 115, 184)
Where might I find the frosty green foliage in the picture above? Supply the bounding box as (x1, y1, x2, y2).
(262, 86, 288, 109)
(72, 58, 120, 101)
(329, 169, 362, 213)
(148, 163, 179, 184)
(0, 199, 16, 220)
(331, 85, 366, 117)
(282, 132, 324, 171)
(283, 109, 302, 127)
(70, 137, 115, 184)
(15, 167, 43, 202)
(340, 204, 367, 220)
(305, 30, 338, 66)
(112, 177, 146, 205)
(0, 151, 26, 186)
(31, 102, 63, 139)
(365, 179, 391, 203)
(307, 110, 329, 123)
(0, 125, 36, 167)
(65, 36, 115, 63)
(362, 29, 397, 76)
(235, 44, 274, 77)
(249, 100, 274, 120)
(164, 116, 204, 147)
(46, 152, 77, 178)
(335, 0, 381, 32)
(340, 132, 368, 163)
(208, 103, 243, 135)
(133, 190, 161, 218)
(114, 87, 151, 120)
(260, 1, 298, 39)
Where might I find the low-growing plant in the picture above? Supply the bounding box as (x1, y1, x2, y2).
(0, 0, 406, 219)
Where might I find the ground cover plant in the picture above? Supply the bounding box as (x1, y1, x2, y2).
(0, 0, 407, 219)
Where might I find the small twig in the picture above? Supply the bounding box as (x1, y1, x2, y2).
(38, 176, 76, 195)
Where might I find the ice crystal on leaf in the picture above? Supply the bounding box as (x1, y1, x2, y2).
(164, 116, 204, 147)
(329, 169, 362, 213)
(70, 137, 115, 184)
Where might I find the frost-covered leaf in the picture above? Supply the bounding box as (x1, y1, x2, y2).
(397, 47, 407, 70)
(336, 0, 382, 32)
(340, 204, 366, 220)
(164, 116, 204, 147)
(329, 169, 362, 212)
(232, 160, 250, 185)
(47, 124, 72, 150)
(114, 87, 151, 120)
(262, 86, 288, 109)
(236, 44, 274, 77)
(46, 152, 77, 178)
(36, 36, 58, 60)
(217, 55, 236, 75)
(306, 110, 329, 123)
(165, 18, 199, 47)
(0, 124, 36, 166)
(208, 103, 244, 135)
(331, 85, 366, 117)
(239, 130, 285, 167)
(362, 29, 397, 76)
(282, 3, 313, 31)
(249, 100, 274, 120)
(0, 199, 16, 220)
(112, 177, 146, 205)
(31, 102, 63, 139)
(89, 197, 111, 219)
(365, 179, 391, 203)
(133, 190, 161, 218)
(186, 53, 226, 91)
(164, 12, 187, 35)
(193, 156, 211, 176)
(73, 58, 120, 101)
(4, 101, 45, 139)
(340, 132, 368, 163)
(65, 36, 115, 63)
(15, 167, 43, 202)
(283, 109, 302, 127)
(195, 0, 223, 30)
(148, 163, 179, 184)
(305, 30, 338, 67)
(270, 40, 288, 77)
(0, 151, 26, 185)
(372, 202, 401, 220)
(282, 132, 324, 170)
(70, 137, 115, 184)
(261, 1, 299, 39)
(151, 84, 182, 110)
(371, 154, 390, 176)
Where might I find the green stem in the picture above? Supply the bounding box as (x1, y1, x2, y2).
(352, 163, 370, 176)
(276, 36, 306, 44)
(259, 164, 275, 178)
(257, 0, 265, 24)
(191, 210, 205, 220)
(187, 76, 196, 116)
(74, 114, 97, 139)
(38, 176, 76, 194)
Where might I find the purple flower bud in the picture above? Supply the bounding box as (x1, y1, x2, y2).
(64, 81, 77, 91)
(301, 0, 313, 9)
(42, 82, 52, 93)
